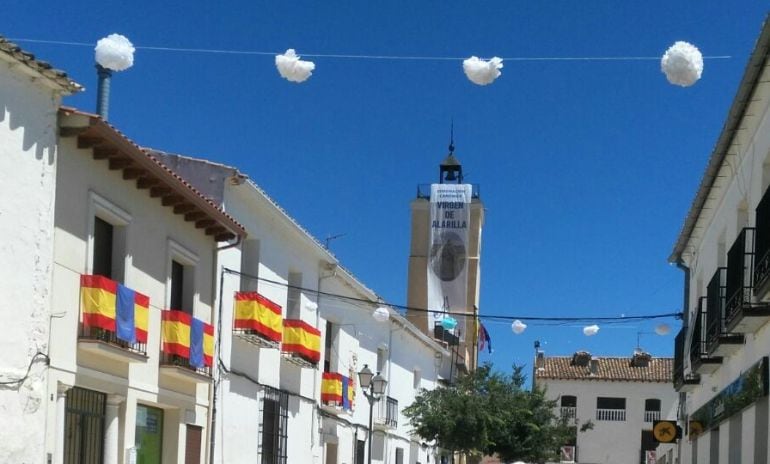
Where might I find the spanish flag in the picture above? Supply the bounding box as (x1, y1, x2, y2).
(162, 310, 191, 358)
(234, 292, 283, 342)
(282, 319, 321, 364)
(81, 275, 149, 343)
(321, 372, 343, 404)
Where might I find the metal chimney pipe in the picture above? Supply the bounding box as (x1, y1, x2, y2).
(96, 64, 112, 119)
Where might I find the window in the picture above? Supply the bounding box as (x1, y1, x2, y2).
(395, 448, 404, 464)
(644, 399, 661, 422)
(355, 440, 365, 464)
(376, 347, 387, 375)
(260, 387, 289, 464)
(240, 239, 260, 292)
(323, 321, 336, 373)
(560, 395, 577, 420)
(89, 192, 130, 282)
(286, 272, 302, 319)
(596, 397, 626, 421)
(135, 405, 164, 464)
(168, 240, 198, 314)
(413, 368, 422, 389)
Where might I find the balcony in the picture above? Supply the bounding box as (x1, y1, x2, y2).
(281, 319, 321, 368)
(560, 406, 577, 422)
(704, 268, 744, 357)
(159, 310, 213, 383)
(690, 298, 722, 375)
(374, 396, 398, 430)
(644, 410, 661, 423)
(320, 372, 354, 415)
(725, 228, 770, 333)
(233, 291, 282, 349)
(433, 323, 459, 346)
(753, 187, 770, 296)
(673, 327, 699, 392)
(596, 408, 625, 421)
(78, 275, 148, 363)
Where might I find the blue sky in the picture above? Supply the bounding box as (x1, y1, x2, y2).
(8, 1, 769, 372)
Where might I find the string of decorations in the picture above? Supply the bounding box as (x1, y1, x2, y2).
(224, 268, 679, 339)
(14, 34, 727, 88)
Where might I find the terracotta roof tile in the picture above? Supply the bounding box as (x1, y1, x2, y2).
(535, 356, 673, 383)
(0, 36, 82, 93)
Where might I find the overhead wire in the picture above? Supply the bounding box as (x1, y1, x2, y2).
(9, 38, 732, 62)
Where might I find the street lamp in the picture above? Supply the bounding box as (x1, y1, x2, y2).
(358, 364, 387, 464)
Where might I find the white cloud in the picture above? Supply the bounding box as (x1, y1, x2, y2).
(275, 49, 316, 83)
(583, 324, 600, 336)
(462, 56, 503, 86)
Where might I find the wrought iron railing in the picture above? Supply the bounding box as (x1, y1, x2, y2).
(725, 228, 755, 324)
(596, 408, 626, 421)
(705, 268, 727, 351)
(79, 325, 147, 356)
(689, 298, 708, 365)
(376, 396, 398, 428)
(754, 187, 770, 290)
(159, 352, 212, 377)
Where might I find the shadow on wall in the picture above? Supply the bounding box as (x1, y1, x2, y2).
(0, 64, 59, 165)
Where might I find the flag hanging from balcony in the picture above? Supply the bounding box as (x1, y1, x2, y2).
(478, 322, 492, 354)
(427, 184, 472, 327)
(189, 318, 214, 368)
(234, 292, 283, 342)
(342, 376, 351, 410)
(162, 310, 191, 358)
(81, 275, 150, 343)
(81, 275, 117, 331)
(321, 372, 343, 404)
(282, 320, 321, 364)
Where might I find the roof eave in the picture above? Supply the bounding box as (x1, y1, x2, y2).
(669, 14, 770, 263)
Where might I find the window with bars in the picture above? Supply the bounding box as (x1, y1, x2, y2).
(64, 387, 106, 464)
(260, 386, 289, 464)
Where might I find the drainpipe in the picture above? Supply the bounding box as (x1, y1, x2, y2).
(675, 259, 690, 464)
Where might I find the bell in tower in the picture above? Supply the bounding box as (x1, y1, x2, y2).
(439, 138, 463, 184)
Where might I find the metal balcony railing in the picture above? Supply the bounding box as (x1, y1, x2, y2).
(79, 325, 147, 356)
(159, 352, 212, 377)
(705, 268, 727, 350)
(689, 298, 708, 365)
(754, 187, 770, 291)
(596, 408, 626, 421)
(725, 228, 756, 324)
(376, 396, 398, 428)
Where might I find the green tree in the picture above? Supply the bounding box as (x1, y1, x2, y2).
(403, 363, 570, 463)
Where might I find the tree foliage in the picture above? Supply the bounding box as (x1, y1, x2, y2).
(403, 363, 571, 463)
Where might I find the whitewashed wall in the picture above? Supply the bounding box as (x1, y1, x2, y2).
(0, 56, 63, 464)
(540, 377, 676, 464)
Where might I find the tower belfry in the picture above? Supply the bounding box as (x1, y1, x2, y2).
(406, 136, 484, 373)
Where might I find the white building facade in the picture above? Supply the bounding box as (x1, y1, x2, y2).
(534, 351, 676, 464)
(156, 154, 453, 464)
(670, 16, 770, 464)
(0, 38, 81, 463)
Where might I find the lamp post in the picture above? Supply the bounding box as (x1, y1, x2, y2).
(358, 364, 387, 464)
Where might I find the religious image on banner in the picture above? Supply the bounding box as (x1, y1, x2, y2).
(427, 183, 472, 328)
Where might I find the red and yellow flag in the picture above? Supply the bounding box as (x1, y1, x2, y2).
(162, 310, 191, 358)
(203, 322, 214, 367)
(81, 275, 117, 331)
(234, 292, 283, 342)
(282, 319, 321, 364)
(134, 292, 149, 343)
(321, 372, 343, 404)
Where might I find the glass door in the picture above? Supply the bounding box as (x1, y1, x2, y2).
(135, 404, 163, 464)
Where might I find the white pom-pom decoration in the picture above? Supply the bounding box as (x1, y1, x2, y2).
(511, 320, 527, 334)
(583, 324, 600, 336)
(275, 49, 315, 83)
(661, 41, 703, 87)
(372, 306, 390, 323)
(95, 34, 135, 71)
(654, 323, 671, 336)
(462, 56, 503, 86)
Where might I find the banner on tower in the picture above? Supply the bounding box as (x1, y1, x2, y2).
(427, 183, 472, 326)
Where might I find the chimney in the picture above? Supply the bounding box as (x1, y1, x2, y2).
(631, 350, 652, 367)
(589, 357, 599, 375)
(536, 351, 545, 370)
(571, 350, 591, 367)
